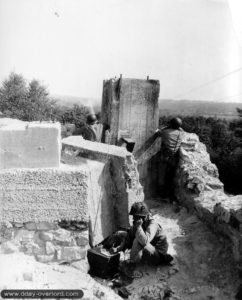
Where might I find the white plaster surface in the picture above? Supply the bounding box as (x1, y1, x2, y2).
(0, 118, 61, 169)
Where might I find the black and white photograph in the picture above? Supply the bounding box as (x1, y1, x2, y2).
(0, 0, 242, 299)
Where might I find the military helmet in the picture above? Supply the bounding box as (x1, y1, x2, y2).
(129, 202, 149, 217)
(170, 117, 182, 129)
(86, 114, 97, 125)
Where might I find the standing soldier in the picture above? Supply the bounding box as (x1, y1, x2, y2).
(156, 117, 184, 200)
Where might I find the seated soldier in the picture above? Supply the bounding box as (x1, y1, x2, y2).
(105, 202, 173, 269)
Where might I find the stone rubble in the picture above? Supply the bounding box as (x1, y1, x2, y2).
(175, 132, 242, 262)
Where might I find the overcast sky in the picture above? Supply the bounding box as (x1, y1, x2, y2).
(0, 0, 241, 102)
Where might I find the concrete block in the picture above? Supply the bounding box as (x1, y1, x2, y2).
(0, 118, 61, 169)
(62, 138, 143, 245)
(0, 165, 89, 223)
(62, 136, 128, 162)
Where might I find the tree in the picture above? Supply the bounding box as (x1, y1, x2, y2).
(0, 73, 28, 119)
(0, 73, 56, 121)
(235, 108, 242, 141)
(58, 104, 89, 128)
(26, 79, 56, 121)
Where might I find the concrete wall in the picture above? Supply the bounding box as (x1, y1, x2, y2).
(0, 118, 61, 169)
(62, 136, 144, 245)
(101, 77, 160, 197)
(0, 165, 89, 224)
(175, 132, 242, 263)
(101, 78, 160, 152)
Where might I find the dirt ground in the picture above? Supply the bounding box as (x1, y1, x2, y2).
(96, 199, 240, 300)
(0, 199, 240, 300)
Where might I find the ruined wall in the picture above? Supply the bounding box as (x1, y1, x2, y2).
(101, 77, 160, 197)
(0, 118, 144, 264)
(0, 164, 90, 262)
(0, 118, 61, 169)
(62, 136, 144, 245)
(175, 132, 242, 262)
(0, 119, 89, 263)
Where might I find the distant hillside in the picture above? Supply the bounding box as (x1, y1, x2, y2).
(159, 99, 242, 119)
(52, 96, 242, 119)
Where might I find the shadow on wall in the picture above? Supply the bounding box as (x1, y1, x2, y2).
(84, 157, 131, 246)
(88, 161, 116, 247)
(138, 151, 163, 199)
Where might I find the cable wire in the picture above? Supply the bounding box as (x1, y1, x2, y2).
(173, 67, 242, 99)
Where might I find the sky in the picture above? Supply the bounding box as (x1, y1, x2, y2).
(0, 0, 242, 103)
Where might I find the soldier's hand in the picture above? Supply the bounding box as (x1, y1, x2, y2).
(134, 218, 143, 227)
(110, 247, 118, 254)
(155, 128, 162, 137)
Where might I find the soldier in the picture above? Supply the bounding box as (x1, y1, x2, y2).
(156, 117, 184, 200)
(77, 114, 104, 142)
(106, 202, 173, 269)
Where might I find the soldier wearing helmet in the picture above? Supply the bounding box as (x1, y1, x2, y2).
(156, 117, 184, 200)
(105, 202, 172, 268)
(126, 202, 172, 266)
(76, 113, 104, 142)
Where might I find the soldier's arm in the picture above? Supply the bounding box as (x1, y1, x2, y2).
(135, 221, 158, 246)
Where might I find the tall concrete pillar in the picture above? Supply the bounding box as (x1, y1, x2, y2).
(101, 77, 160, 197)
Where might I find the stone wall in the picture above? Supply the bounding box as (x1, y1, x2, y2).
(0, 118, 61, 169)
(0, 222, 88, 263)
(62, 136, 144, 245)
(0, 163, 90, 262)
(175, 132, 242, 262)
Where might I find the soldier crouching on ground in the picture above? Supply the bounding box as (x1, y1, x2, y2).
(103, 202, 173, 276)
